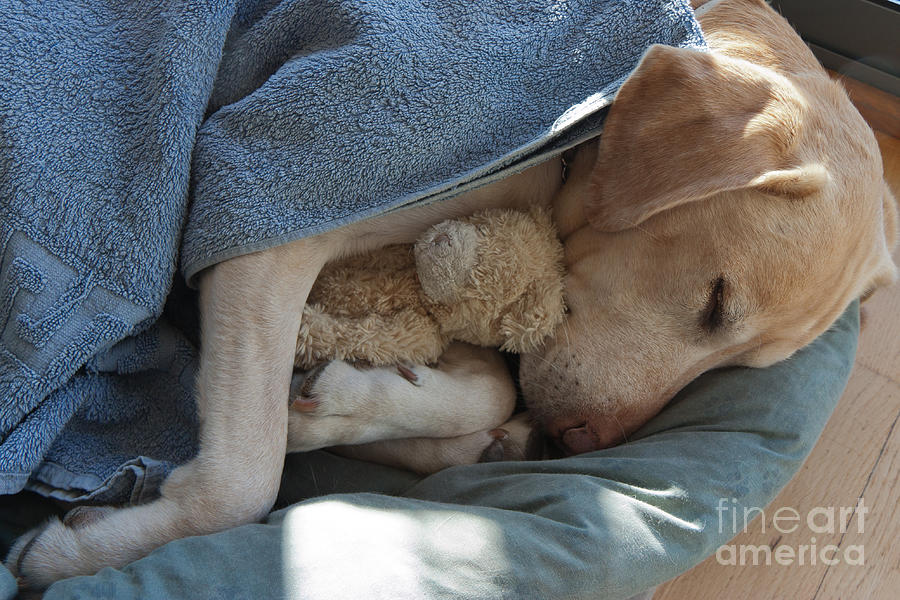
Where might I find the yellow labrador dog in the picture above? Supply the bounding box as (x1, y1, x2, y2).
(10, 0, 897, 588)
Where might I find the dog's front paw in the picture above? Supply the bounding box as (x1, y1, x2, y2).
(289, 359, 428, 416)
(6, 511, 108, 591)
(287, 361, 380, 451)
(407, 414, 544, 473)
(477, 412, 547, 463)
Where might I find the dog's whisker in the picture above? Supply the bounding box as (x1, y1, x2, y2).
(752, 335, 765, 364)
(528, 353, 566, 376)
(611, 414, 629, 444)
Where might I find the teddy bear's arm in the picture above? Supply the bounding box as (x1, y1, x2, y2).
(498, 276, 567, 354)
(308, 245, 418, 316)
(295, 303, 449, 369)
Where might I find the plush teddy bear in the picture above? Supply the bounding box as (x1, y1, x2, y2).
(294, 206, 566, 369)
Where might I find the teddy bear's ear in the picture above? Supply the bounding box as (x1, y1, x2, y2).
(499, 278, 566, 354)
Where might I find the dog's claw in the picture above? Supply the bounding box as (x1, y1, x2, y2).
(489, 428, 509, 441)
(477, 428, 510, 463)
(299, 364, 327, 397)
(289, 364, 329, 411)
(290, 396, 320, 412)
(396, 364, 420, 385)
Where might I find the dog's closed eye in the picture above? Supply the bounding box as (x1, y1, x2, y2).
(701, 276, 727, 332)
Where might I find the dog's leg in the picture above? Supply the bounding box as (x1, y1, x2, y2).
(7, 238, 329, 589)
(287, 343, 517, 451)
(329, 411, 543, 474)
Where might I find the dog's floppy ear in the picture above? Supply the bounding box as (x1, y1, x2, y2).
(585, 45, 829, 232)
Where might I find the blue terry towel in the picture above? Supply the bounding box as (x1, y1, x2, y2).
(0, 0, 705, 502)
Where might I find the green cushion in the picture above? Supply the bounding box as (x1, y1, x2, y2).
(15, 301, 857, 600)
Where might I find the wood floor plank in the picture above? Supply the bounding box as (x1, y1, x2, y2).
(814, 407, 900, 600)
(876, 131, 900, 189)
(654, 369, 900, 600)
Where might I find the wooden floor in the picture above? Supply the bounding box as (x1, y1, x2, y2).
(655, 80, 900, 599)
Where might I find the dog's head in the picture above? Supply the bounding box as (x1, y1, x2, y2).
(521, 34, 898, 454)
